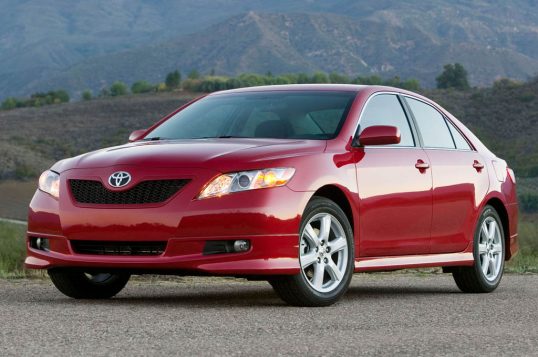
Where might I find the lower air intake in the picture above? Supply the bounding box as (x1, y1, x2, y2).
(71, 241, 167, 256)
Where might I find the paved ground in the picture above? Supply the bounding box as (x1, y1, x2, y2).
(1, 274, 537, 356)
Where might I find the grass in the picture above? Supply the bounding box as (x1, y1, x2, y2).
(506, 215, 538, 273)
(0, 217, 537, 278)
(0, 221, 27, 278)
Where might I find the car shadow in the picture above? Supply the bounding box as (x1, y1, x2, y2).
(46, 282, 462, 308)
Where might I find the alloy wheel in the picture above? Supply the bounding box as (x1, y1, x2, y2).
(478, 217, 503, 282)
(300, 213, 349, 293)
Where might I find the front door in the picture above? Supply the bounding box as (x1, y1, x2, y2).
(355, 94, 433, 257)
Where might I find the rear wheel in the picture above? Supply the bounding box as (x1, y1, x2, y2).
(48, 269, 130, 299)
(452, 205, 505, 293)
(270, 197, 354, 306)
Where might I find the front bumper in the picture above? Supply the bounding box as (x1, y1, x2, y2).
(25, 166, 310, 276)
(25, 233, 299, 275)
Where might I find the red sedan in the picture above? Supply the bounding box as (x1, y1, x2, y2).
(26, 85, 518, 306)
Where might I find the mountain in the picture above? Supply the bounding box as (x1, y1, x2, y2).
(1, 1, 538, 98)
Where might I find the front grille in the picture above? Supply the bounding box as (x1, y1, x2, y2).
(71, 240, 167, 256)
(69, 179, 189, 204)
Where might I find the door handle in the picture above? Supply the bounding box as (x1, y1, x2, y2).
(415, 160, 430, 170)
(473, 160, 484, 171)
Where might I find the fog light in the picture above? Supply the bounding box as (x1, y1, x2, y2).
(32, 237, 50, 251)
(233, 240, 250, 252)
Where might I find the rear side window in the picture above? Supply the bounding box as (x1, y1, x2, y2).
(406, 98, 455, 149)
(446, 119, 472, 150)
(358, 94, 415, 146)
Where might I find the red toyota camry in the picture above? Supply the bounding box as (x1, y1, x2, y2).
(26, 84, 518, 306)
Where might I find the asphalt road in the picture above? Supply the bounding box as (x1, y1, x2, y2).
(1, 274, 537, 356)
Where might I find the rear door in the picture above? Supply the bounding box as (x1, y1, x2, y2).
(404, 97, 489, 253)
(356, 94, 433, 257)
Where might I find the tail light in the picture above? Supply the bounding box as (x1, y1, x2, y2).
(507, 168, 516, 183)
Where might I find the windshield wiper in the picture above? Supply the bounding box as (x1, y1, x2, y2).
(194, 135, 247, 139)
(142, 137, 168, 141)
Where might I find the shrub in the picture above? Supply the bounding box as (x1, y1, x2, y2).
(82, 90, 92, 101)
(1, 97, 17, 110)
(165, 70, 181, 90)
(131, 80, 155, 94)
(520, 193, 538, 213)
(188, 70, 200, 80)
(110, 81, 128, 96)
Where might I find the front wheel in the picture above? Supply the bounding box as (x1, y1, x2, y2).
(270, 197, 354, 306)
(48, 269, 130, 299)
(452, 205, 505, 293)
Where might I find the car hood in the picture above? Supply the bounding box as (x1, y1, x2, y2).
(52, 138, 326, 173)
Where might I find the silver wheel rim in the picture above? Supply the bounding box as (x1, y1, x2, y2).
(85, 273, 113, 284)
(478, 217, 503, 282)
(300, 213, 349, 293)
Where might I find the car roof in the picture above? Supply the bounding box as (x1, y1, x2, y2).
(209, 84, 367, 95)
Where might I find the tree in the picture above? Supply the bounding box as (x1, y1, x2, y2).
(165, 70, 181, 89)
(131, 80, 154, 94)
(54, 89, 70, 103)
(436, 63, 470, 90)
(329, 72, 350, 84)
(310, 71, 329, 83)
(188, 70, 200, 80)
(110, 81, 128, 96)
(1, 97, 18, 110)
(82, 90, 92, 101)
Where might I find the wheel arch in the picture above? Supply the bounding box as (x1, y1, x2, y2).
(312, 185, 356, 233)
(484, 197, 512, 260)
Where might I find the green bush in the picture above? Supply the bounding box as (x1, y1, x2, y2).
(165, 70, 181, 90)
(131, 80, 155, 94)
(110, 81, 128, 96)
(310, 71, 329, 83)
(520, 194, 538, 213)
(188, 70, 200, 80)
(1, 97, 18, 110)
(1, 90, 69, 110)
(82, 90, 92, 101)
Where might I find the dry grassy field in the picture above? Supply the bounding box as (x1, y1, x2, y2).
(0, 180, 36, 220)
(0, 92, 196, 180)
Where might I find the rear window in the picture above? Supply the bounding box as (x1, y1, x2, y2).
(406, 98, 455, 149)
(146, 91, 357, 140)
(446, 119, 472, 150)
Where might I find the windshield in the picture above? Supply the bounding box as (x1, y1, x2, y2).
(145, 91, 356, 140)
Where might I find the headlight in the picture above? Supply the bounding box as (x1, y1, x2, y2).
(38, 170, 60, 198)
(198, 167, 295, 199)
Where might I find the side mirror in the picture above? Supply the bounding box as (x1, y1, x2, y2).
(128, 129, 147, 142)
(357, 125, 401, 146)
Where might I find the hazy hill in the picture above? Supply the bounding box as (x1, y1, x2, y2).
(2, 1, 538, 98)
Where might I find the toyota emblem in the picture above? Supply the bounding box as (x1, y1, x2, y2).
(108, 171, 132, 188)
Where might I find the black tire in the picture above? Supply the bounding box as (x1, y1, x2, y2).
(452, 205, 505, 293)
(48, 269, 130, 299)
(270, 196, 355, 306)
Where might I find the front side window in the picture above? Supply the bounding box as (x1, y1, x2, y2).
(146, 91, 356, 140)
(358, 94, 415, 146)
(406, 98, 455, 149)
